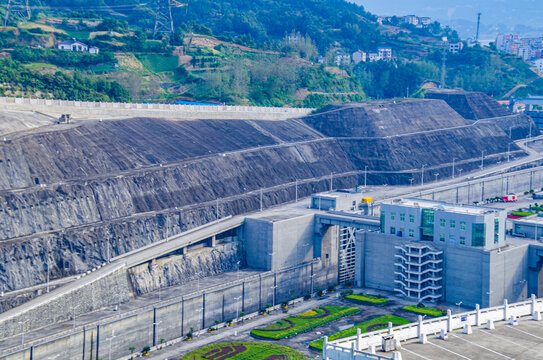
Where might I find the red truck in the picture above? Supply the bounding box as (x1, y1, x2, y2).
(500, 194, 517, 202)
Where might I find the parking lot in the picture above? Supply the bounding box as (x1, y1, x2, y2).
(387, 316, 543, 360)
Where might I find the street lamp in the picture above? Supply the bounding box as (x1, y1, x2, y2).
(452, 158, 456, 179)
(234, 295, 242, 319)
(480, 151, 486, 170)
(107, 330, 116, 360)
(508, 143, 511, 162)
(434, 173, 439, 183)
(455, 301, 463, 314)
(72, 303, 81, 330)
(409, 178, 414, 187)
(330, 172, 334, 191)
(18, 319, 29, 346)
(364, 166, 368, 188)
(421, 165, 426, 186)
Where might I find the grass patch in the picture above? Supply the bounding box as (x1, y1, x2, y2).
(23, 63, 56, 69)
(183, 341, 305, 360)
(510, 211, 535, 217)
(250, 306, 359, 340)
(309, 315, 410, 351)
(402, 305, 445, 317)
(137, 54, 179, 73)
(345, 293, 389, 304)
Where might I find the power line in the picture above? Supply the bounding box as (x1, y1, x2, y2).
(4, 0, 31, 27)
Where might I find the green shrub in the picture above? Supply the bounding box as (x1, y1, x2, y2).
(250, 306, 359, 340)
(182, 342, 305, 360)
(402, 305, 446, 317)
(345, 293, 390, 304)
(510, 211, 536, 217)
(309, 315, 410, 351)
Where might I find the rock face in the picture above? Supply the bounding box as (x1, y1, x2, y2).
(425, 88, 539, 140)
(0, 97, 535, 295)
(128, 242, 242, 295)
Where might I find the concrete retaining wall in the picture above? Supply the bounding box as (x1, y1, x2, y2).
(0, 260, 330, 360)
(0, 264, 131, 340)
(0, 97, 313, 121)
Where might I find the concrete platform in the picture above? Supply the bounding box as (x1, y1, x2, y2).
(387, 317, 543, 360)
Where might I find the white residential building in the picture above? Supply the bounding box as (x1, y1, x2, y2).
(352, 50, 366, 64)
(57, 39, 99, 54)
(448, 42, 464, 54)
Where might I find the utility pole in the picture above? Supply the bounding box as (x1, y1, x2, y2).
(154, 0, 174, 38)
(440, 48, 447, 89)
(4, 0, 31, 27)
(475, 13, 482, 43)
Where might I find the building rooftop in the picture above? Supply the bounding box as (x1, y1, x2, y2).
(512, 214, 543, 224)
(386, 198, 504, 216)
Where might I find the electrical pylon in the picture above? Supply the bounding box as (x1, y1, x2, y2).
(4, 0, 31, 27)
(153, 0, 174, 37)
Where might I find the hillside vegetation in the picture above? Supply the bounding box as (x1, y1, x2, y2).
(0, 0, 539, 105)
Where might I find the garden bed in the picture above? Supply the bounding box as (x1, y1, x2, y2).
(183, 342, 304, 360)
(345, 293, 389, 305)
(402, 305, 445, 317)
(309, 315, 410, 351)
(250, 306, 359, 340)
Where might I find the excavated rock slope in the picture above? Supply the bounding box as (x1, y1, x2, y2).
(0, 98, 534, 298)
(425, 89, 539, 140)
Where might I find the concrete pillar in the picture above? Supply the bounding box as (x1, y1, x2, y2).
(388, 321, 393, 335)
(392, 352, 403, 360)
(207, 235, 217, 247)
(417, 315, 423, 338)
(463, 324, 472, 334)
(351, 342, 355, 358)
(531, 294, 537, 315)
(356, 328, 361, 350)
(509, 315, 518, 326)
(440, 329, 448, 340)
(486, 319, 495, 330)
(475, 304, 481, 326)
(533, 311, 542, 321)
(447, 309, 453, 332)
(504, 299, 509, 321)
(419, 333, 427, 344)
(368, 345, 376, 354)
(180, 247, 188, 255)
(323, 336, 328, 360)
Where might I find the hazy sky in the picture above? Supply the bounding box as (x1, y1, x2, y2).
(352, 0, 543, 38)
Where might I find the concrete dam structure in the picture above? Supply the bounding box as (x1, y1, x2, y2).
(0, 94, 539, 357)
(0, 95, 536, 297)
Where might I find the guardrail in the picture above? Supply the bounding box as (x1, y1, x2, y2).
(325, 294, 543, 357)
(0, 97, 313, 115)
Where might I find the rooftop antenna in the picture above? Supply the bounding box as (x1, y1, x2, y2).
(4, 0, 31, 27)
(475, 12, 482, 43)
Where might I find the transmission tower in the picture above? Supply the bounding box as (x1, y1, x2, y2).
(154, 0, 174, 38)
(4, 0, 31, 27)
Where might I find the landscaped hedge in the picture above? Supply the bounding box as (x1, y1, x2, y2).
(182, 341, 305, 360)
(402, 305, 445, 317)
(250, 306, 359, 340)
(345, 293, 389, 304)
(309, 315, 410, 351)
(510, 211, 536, 217)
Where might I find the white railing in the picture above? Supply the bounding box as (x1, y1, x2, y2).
(324, 295, 543, 358)
(0, 97, 314, 115)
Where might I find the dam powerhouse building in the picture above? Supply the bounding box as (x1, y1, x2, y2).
(246, 193, 542, 308)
